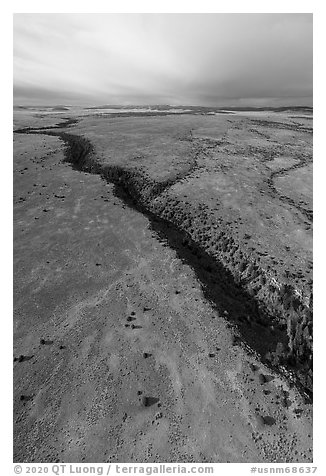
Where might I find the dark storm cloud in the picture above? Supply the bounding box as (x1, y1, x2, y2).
(13, 13, 312, 106)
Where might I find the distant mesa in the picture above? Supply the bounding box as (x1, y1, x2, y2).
(52, 106, 70, 111)
(14, 105, 70, 111)
(83, 104, 312, 114)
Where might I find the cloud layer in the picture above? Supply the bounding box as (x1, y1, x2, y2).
(13, 13, 313, 106)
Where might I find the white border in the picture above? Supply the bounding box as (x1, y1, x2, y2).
(3, 3, 323, 474)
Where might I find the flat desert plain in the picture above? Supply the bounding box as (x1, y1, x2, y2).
(13, 108, 313, 463)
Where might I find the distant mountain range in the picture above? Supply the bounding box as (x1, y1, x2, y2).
(85, 104, 313, 113)
(14, 104, 313, 113)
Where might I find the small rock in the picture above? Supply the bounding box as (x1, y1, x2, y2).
(263, 416, 276, 426)
(141, 396, 160, 407)
(40, 338, 53, 345)
(258, 374, 267, 384)
(20, 395, 33, 402)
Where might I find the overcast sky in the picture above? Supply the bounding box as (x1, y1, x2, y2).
(13, 13, 313, 107)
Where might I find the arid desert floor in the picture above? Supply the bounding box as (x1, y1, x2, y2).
(13, 107, 312, 463)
